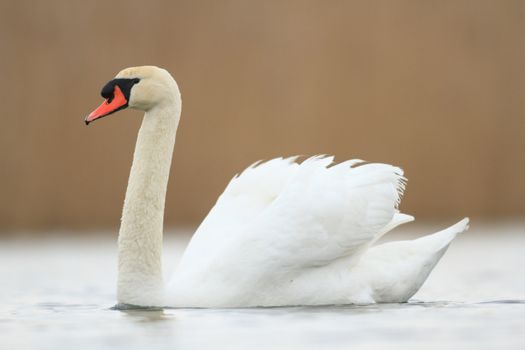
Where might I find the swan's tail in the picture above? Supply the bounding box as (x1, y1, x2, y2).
(353, 218, 469, 303)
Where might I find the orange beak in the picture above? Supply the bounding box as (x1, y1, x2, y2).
(85, 85, 128, 125)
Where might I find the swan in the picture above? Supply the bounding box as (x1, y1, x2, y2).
(84, 65, 469, 308)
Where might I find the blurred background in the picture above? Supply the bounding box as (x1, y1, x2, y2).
(1, 0, 524, 233)
(2, 3, 525, 348)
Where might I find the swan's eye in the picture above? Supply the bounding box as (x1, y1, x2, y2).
(101, 82, 116, 100)
(100, 78, 140, 102)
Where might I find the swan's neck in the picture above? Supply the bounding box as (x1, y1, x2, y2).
(117, 102, 180, 307)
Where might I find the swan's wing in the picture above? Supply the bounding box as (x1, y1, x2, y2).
(203, 156, 301, 232)
(238, 156, 407, 269)
(176, 156, 406, 276)
(178, 157, 301, 260)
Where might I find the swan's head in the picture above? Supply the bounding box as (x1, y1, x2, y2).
(85, 66, 180, 125)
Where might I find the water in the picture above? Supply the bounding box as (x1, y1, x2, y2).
(1, 223, 524, 349)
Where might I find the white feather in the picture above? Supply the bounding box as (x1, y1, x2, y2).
(169, 156, 468, 307)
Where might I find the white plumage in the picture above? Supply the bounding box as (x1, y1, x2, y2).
(86, 66, 469, 308)
(169, 156, 468, 307)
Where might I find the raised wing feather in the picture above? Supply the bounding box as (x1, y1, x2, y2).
(175, 156, 406, 282)
(236, 156, 406, 269)
(177, 157, 300, 262)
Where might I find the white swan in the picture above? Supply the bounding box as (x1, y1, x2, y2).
(85, 66, 469, 308)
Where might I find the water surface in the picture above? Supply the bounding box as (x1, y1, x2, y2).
(1, 223, 524, 349)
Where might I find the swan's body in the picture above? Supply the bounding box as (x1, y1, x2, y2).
(85, 66, 469, 308)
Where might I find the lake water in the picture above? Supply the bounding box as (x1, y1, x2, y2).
(1, 222, 524, 349)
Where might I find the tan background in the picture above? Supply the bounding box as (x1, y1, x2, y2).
(0, 0, 524, 232)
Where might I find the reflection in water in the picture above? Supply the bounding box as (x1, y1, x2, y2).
(118, 308, 170, 323)
(110, 303, 173, 323)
